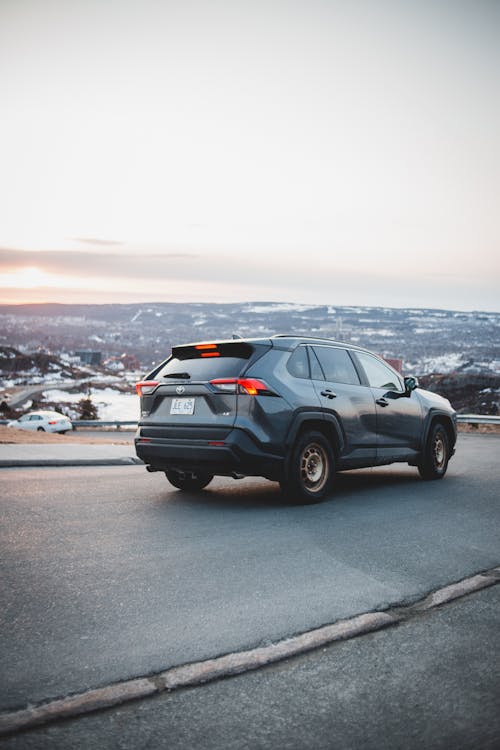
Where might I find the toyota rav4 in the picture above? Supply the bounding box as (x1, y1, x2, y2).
(135, 335, 456, 503)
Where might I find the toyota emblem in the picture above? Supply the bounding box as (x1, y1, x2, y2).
(176, 385, 185, 394)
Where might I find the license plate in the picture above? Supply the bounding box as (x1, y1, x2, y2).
(170, 398, 195, 415)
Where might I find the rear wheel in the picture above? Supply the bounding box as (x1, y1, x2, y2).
(165, 470, 214, 491)
(418, 423, 450, 480)
(37, 427, 45, 432)
(280, 430, 334, 504)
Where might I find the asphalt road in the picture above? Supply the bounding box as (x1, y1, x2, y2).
(3, 585, 499, 750)
(1, 434, 499, 716)
(3, 381, 87, 409)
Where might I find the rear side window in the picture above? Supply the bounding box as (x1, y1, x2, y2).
(156, 342, 254, 381)
(311, 346, 360, 385)
(287, 346, 310, 379)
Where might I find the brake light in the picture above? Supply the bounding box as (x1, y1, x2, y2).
(48, 420, 57, 425)
(201, 352, 220, 358)
(136, 380, 159, 396)
(195, 343, 218, 350)
(210, 378, 274, 395)
(238, 378, 269, 395)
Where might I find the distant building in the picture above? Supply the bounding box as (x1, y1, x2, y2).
(384, 357, 403, 374)
(104, 353, 141, 371)
(75, 350, 102, 366)
(120, 353, 141, 370)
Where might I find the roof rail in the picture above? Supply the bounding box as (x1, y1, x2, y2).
(272, 334, 342, 344)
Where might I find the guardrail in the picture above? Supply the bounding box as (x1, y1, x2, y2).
(455, 414, 500, 425)
(1, 415, 499, 428)
(0, 419, 137, 429)
(72, 420, 138, 430)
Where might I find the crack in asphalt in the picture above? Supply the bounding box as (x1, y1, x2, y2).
(1, 565, 499, 738)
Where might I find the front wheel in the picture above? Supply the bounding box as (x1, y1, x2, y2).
(165, 470, 214, 491)
(418, 423, 450, 480)
(280, 430, 335, 504)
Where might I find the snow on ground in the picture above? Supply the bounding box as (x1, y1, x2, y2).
(406, 353, 466, 375)
(362, 328, 396, 337)
(43, 387, 140, 421)
(94, 390, 139, 421)
(244, 303, 319, 314)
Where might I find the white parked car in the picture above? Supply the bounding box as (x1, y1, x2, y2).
(7, 410, 73, 434)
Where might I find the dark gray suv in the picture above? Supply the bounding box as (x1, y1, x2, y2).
(135, 335, 457, 503)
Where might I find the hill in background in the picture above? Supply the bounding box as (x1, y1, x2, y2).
(1, 301, 498, 373)
(0, 302, 499, 415)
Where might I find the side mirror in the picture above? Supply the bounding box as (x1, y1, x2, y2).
(404, 376, 419, 394)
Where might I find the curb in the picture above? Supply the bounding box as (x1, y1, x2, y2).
(1, 567, 499, 737)
(0, 458, 143, 467)
(417, 573, 498, 609)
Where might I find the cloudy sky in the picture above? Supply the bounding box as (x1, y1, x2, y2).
(1, 0, 499, 310)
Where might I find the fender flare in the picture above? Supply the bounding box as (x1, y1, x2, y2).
(421, 409, 457, 451)
(285, 410, 345, 454)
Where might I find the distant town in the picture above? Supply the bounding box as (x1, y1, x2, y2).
(1, 301, 499, 417)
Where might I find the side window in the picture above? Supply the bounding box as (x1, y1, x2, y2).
(287, 346, 310, 379)
(308, 347, 325, 380)
(312, 346, 360, 385)
(356, 352, 402, 391)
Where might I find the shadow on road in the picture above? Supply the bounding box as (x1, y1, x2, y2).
(156, 465, 428, 512)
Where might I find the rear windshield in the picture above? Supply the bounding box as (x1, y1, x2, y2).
(155, 342, 254, 381)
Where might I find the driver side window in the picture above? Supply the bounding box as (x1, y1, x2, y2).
(356, 352, 403, 391)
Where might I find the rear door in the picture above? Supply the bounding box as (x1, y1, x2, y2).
(139, 342, 268, 438)
(309, 345, 377, 467)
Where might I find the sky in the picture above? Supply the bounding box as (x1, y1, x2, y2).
(0, 0, 499, 311)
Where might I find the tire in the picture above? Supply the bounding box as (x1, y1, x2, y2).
(37, 427, 45, 432)
(280, 430, 335, 504)
(418, 423, 450, 480)
(165, 470, 214, 491)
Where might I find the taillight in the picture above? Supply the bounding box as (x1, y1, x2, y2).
(136, 380, 159, 396)
(210, 378, 274, 395)
(48, 420, 57, 425)
(238, 378, 271, 396)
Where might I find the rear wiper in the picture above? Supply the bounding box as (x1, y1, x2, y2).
(163, 372, 191, 379)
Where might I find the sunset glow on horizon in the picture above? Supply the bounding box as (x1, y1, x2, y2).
(1, 0, 499, 311)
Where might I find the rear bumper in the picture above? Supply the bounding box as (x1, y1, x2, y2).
(134, 427, 284, 480)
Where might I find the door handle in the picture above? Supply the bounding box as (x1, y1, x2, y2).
(320, 389, 337, 399)
(376, 397, 389, 407)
